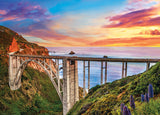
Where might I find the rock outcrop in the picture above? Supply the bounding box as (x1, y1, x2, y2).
(69, 51, 75, 55)
(0, 25, 56, 73)
(9, 37, 20, 52)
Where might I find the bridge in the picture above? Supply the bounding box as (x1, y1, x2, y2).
(9, 54, 160, 115)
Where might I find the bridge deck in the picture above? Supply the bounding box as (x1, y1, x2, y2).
(11, 54, 160, 63)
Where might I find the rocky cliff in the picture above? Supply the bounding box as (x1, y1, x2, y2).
(0, 25, 56, 72)
(9, 37, 20, 52)
(0, 25, 62, 114)
(0, 25, 48, 55)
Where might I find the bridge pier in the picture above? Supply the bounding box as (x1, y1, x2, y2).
(55, 59, 60, 92)
(63, 58, 79, 115)
(146, 62, 150, 71)
(105, 62, 107, 83)
(83, 61, 86, 97)
(125, 62, 128, 77)
(9, 55, 21, 90)
(122, 62, 128, 78)
(101, 61, 103, 85)
(88, 61, 90, 90)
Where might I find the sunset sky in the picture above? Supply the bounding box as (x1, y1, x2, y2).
(0, 0, 160, 47)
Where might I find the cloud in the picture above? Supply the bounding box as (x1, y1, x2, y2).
(127, 0, 153, 5)
(0, 10, 7, 15)
(128, 0, 160, 4)
(90, 37, 160, 46)
(0, 2, 52, 22)
(127, 0, 159, 8)
(140, 29, 160, 35)
(103, 7, 160, 28)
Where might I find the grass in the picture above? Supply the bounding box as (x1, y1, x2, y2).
(0, 56, 63, 114)
(68, 62, 160, 115)
(135, 98, 160, 115)
(112, 98, 160, 115)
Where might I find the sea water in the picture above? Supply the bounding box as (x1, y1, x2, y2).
(47, 47, 160, 88)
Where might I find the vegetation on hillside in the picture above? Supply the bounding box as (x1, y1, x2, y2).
(112, 97, 160, 115)
(0, 25, 63, 114)
(68, 62, 160, 115)
(0, 56, 63, 114)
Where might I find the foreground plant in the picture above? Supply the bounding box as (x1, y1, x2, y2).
(123, 106, 131, 115)
(130, 95, 135, 109)
(120, 103, 125, 113)
(141, 94, 144, 102)
(148, 84, 154, 98)
(145, 93, 149, 102)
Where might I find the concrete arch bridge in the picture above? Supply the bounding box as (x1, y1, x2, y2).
(9, 54, 160, 115)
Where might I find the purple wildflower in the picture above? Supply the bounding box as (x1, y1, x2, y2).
(148, 84, 154, 98)
(130, 95, 135, 109)
(141, 94, 144, 102)
(123, 106, 131, 115)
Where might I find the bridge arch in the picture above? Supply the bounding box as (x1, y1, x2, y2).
(9, 58, 63, 101)
(9, 55, 79, 115)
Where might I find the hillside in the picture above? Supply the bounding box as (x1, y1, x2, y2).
(0, 25, 63, 114)
(0, 25, 48, 55)
(68, 62, 160, 115)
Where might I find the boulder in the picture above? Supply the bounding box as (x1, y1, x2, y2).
(69, 51, 75, 55)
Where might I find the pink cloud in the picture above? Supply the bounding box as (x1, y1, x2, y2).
(0, 16, 18, 21)
(128, 0, 149, 4)
(0, 2, 52, 22)
(0, 10, 7, 15)
(104, 7, 160, 28)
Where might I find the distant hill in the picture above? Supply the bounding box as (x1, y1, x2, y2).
(68, 62, 160, 114)
(0, 25, 63, 114)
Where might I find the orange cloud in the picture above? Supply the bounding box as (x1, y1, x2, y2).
(90, 37, 160, 47)
(140, 29, 160, 35)
(23, 28, 90, 47)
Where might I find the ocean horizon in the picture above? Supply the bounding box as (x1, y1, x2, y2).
(47, 47, 160, 88)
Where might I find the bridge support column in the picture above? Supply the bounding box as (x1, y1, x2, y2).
(146, 62, 150, 71)
(88, 61, 90, 90)
(9, 55, 21, 90)
(63, 58, 79, 115)
(122, 62, 124, 78)
(122, 62, 128, 78)
(55, 59, 60, 92)
(83, 61, 85, 97)
(101, 61, 103, 85)
(105, 62, 107, 83)
(125, 62, 127, 77)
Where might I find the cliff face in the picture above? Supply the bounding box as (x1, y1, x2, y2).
(0, 25, 56, 72)
(0, 25, 49, 57)
(0, 25, 48, 56)
(0, 25, 62, 114)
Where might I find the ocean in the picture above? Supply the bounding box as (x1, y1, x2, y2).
(47, 47, 160, 88)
